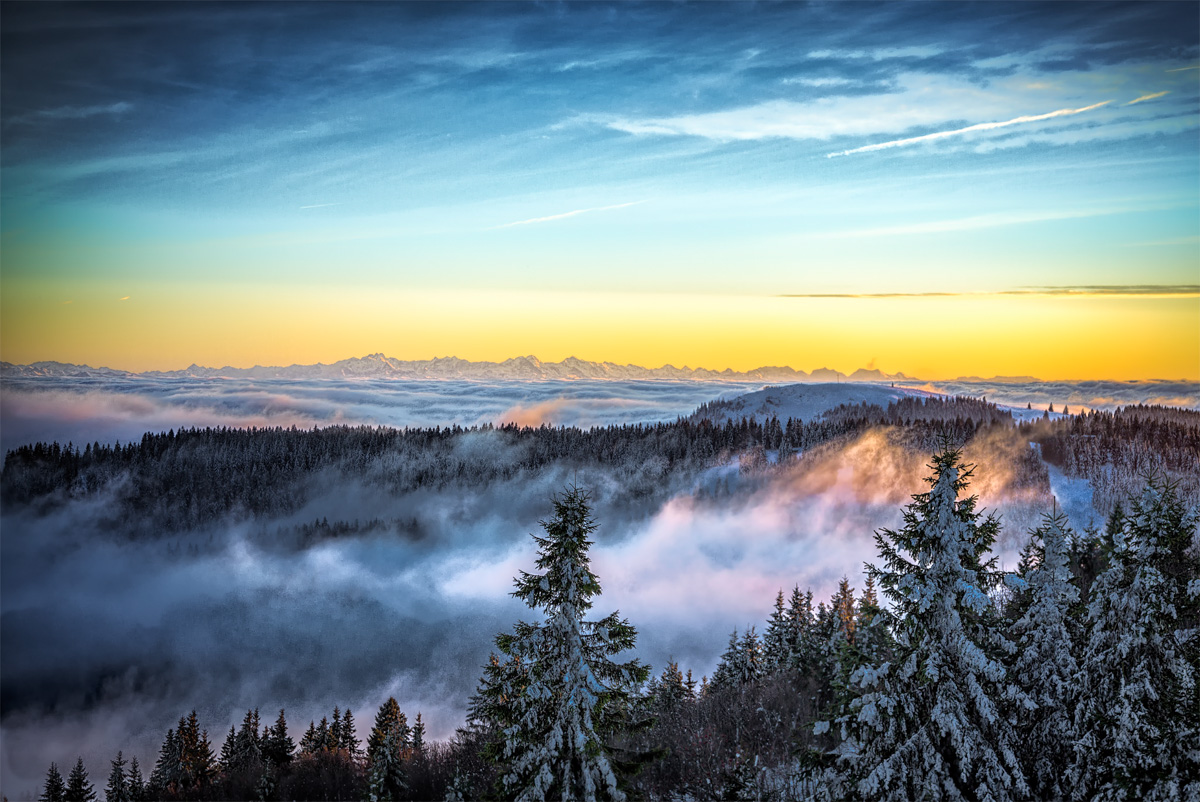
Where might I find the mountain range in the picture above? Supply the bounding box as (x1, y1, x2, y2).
(0, 354, 922, 383)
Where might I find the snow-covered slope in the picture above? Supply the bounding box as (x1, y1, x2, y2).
(691, 382, 941, 424)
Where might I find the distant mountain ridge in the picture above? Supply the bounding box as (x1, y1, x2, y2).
(0, 353, 921, 383)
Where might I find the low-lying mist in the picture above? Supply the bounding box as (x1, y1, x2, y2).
(1, 416, 1056, 796)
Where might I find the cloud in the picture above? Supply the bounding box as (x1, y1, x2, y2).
(1126, 91, 1169, 105)
(803, 207, 1138, 238)
(1015, 284, 1200, 296)
(826, 101, 1111, 157)
(0, 378, 739, 455)
(19, 102, 133, 122)
(119, 296, 131, 301)
(488, 200, 646, 230)
(779, 284, 1200, 299)
(299, 203, 338, 210)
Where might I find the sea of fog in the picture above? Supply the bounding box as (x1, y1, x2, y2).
(1, 376, 1196, 797)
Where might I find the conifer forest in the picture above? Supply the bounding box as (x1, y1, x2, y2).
(5, 1, 1199, 800)
(5, 396, 1198, 802)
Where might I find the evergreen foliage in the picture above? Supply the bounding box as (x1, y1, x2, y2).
(1009, 511, 1081, 799)
(472, 485, 649, 802)
(65, 757, 97, 802)
(104, 752, 129, 802)
(1070, 477, 1200, 801)
(367, 697, 410, 802)
(824, 448, 1028, 801)
(41, 762, 66, 802)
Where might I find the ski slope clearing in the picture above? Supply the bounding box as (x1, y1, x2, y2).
(691, 382, 942, 425)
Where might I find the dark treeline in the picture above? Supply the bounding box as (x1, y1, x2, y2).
(4, 396, 1034, 538)
(35, 453, 1198, 801)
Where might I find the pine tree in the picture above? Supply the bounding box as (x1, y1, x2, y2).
(65, 757, 97, 802)
(264, 709, 295, 766)
(340, 708, 361, 759)
(41, 762, 66, 802)
(367, 697, 410, 802)
(218, 725, 237, 772)
(149, 728, 181, 797)
(824, 447, 1028, 801)
(787, 586, 818, 673)
(232, 708, 263, 768)
(104, 752, 129, 802)
(331, 707, 344, 750)
(1010, 511, 1080, 799)
(709, 629, 742, 690)
(1070, 477, 1200, 801)
(126, 758, 145, 802)
(412, 712, 426, 754)
(473, 485, 649, 802)
(735, 627, 764, 685)
(762, 590, 791, 672)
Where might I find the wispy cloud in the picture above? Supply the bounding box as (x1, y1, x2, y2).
(20, 102, 133, 122)
(1165, 65, 1200, 72)
(810, 207, 1137, 239)
(779, 285, 1200, 299)
(488, 200, 646, 230)
(119, 296, 131, 301)
(1126, 91, 1169, 105)
(827, 101, 1111, 157)
(299, 203, 338, 210)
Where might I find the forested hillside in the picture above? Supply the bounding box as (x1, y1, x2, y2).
(27, 448, 1198, 802)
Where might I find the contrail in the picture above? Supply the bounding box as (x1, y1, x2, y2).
(489, 200, 647, 230)
(827, 101, 1111, 157)
(1127, 91, 1168, 105)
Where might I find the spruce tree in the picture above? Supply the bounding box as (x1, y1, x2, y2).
(824, 447, 1028, 801)
(264, 709, 295, 766)
(473, 485, 649, 802)
(412, 712, 426, 754)
(65, 757, 97, 802)
(787, 586, 818, 673)
(104, 752, 129, 802)
(1070, 477, 1200, 801)
(1010, 511, 1080, 799)
(709, 629, 742, 690)
(762, 590, 791, 672)
(126, 757, 145, 802)
(41, 762, 66, 802)
(340, 708, 361, 758)
(149, 728, 181, 797)
(367, 697, 410, 802)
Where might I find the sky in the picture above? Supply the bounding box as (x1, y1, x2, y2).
(1, 1, 1198, 380)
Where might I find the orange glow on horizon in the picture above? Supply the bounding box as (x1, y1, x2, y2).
(2, 281, 1197, 382)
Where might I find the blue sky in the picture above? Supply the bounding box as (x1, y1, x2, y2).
(1, 2, 1197, 376)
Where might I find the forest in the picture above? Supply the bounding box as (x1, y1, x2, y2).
(8, 398, 1199, 802)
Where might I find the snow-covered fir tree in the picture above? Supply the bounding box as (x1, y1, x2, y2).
(762, 590, 792, 672)
(65, 757, 96, 802)
(1069, 476, 1200, 801)
(473, 485, 649, 802)
(1009, 511, 1080, 800)
(41, 762, 66, 802)
(367, 697, 410, 802)
(822, 447, 1028, 801)
(104, 752, 129, 802)
(787, 586, 819, 674)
